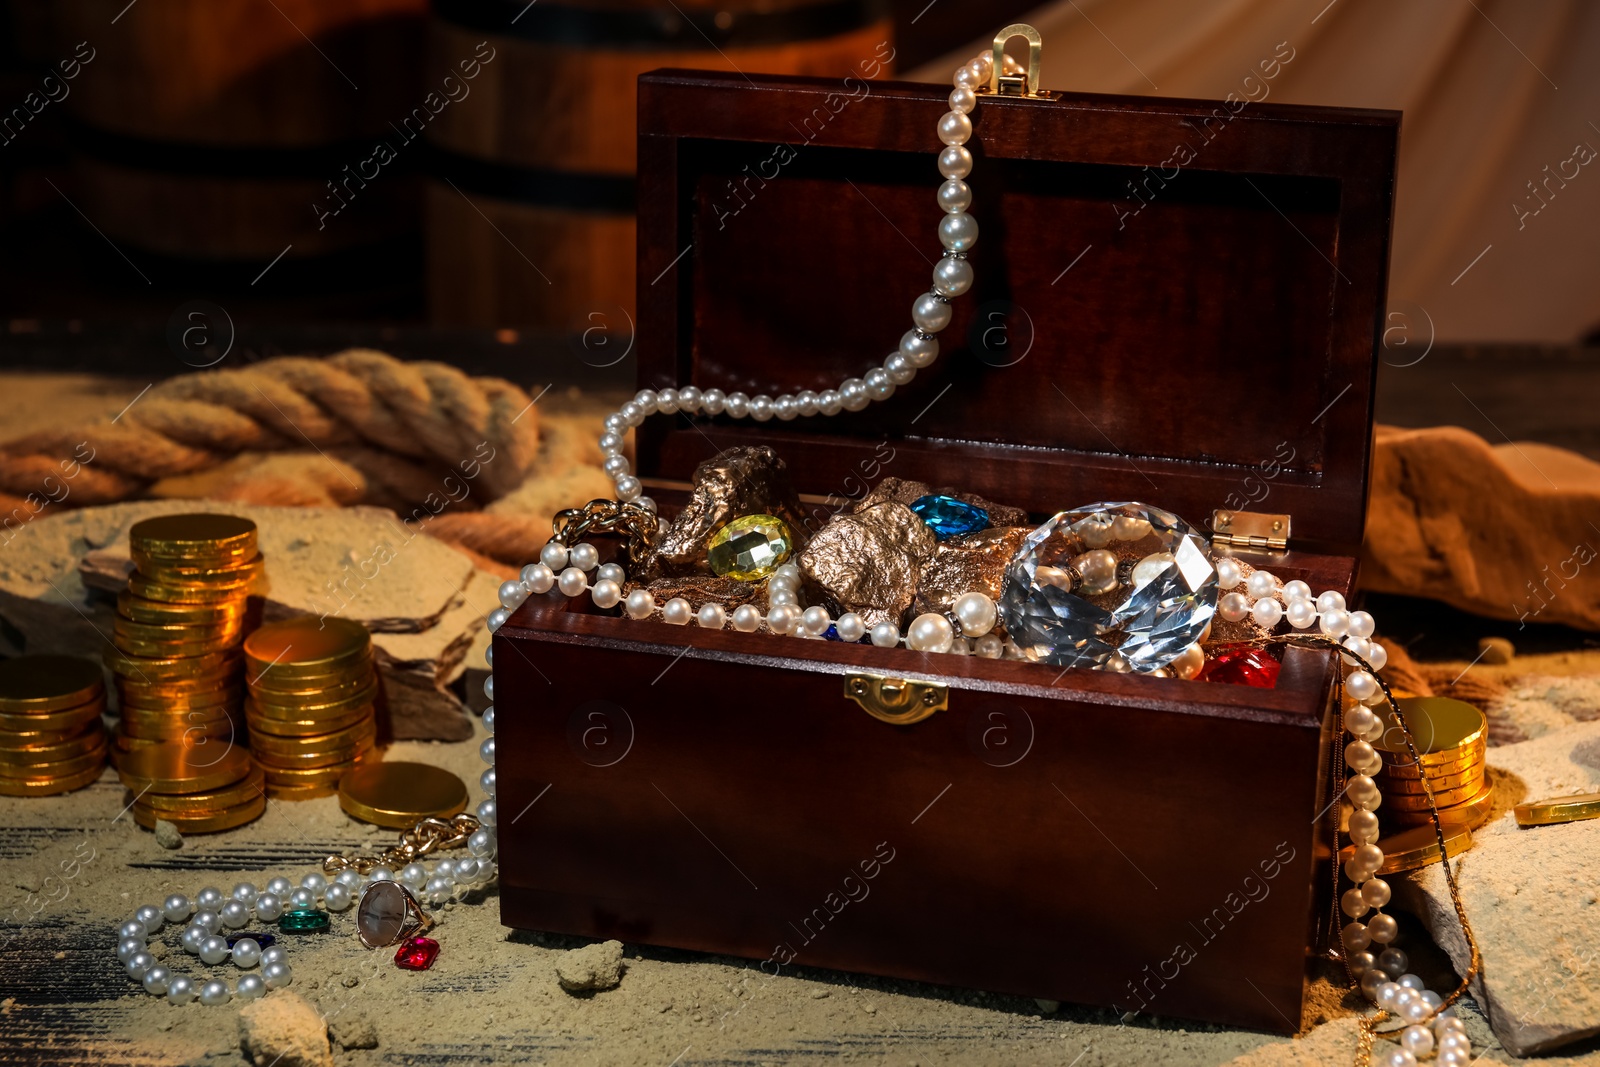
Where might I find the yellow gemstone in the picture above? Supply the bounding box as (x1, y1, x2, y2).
(707, 514, 793, 581)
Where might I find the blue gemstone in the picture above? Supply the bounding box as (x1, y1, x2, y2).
(909, 494, 990, 540)
(823, 624, 841, 641)
(226, 931, 275, 949)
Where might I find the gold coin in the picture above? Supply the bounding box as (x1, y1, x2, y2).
(338, 761, 468, 829)
(265, 781, 337, 801)
(1386, 778, 1489, 810)
(135, 555, 265, 586)
(0, 718, 103, 748)
(247, 683, 379, 719)
(0, 655, 105, 713)
(129, 514, 257, 559)
(127, 574, 254, 604)
(0, 698, 106, 733)
(118, 673, 240, 701)
(114, 616, 242, 642)
(1372, 697, 1486, 758)
(1515, 790, 1600, 828)
(1391, 781, 1498, 830)
(138, 765, 266, 814)
(259, 757, 370, 788)
(133, 794, 265, 833)
(0, 740, 109, 780)
(1344, 823, 1473, 874)
(118, 716, 238, 743)
(251, 740, 375, 771)
(118, 593, 249, 627)
(246, 704, 372, 738)
(0, 724, 107, 764)
(1382, 763, 1486, 795)
(104, 649, 240, 682)
(117, 740, 253, 795)
(112, 632, 241, 659)
(244, 616, 370, 675)
(249, 662, 376, 698)
(1378, 739, 1487, 778)
(250, 720, 376, 759)
(0, 762, 107, 796)
(119, 685, 244, 713)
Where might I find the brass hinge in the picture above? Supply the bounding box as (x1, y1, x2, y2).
(1210, 510, 1291, 553)
(988, 24, 1052, 98)
(844, 672, 947, 726)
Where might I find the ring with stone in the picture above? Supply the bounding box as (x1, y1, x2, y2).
(356, 879, 435, 949)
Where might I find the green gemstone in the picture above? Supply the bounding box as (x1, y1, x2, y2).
(278, 908, 330, 933)
(707, 514, 794, 581)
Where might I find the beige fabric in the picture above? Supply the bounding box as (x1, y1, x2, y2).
(910, 0, 1600, 342)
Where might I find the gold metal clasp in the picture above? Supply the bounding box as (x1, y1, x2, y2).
(844, 672, 947, 726)
(990, 24, 1046, 98)
(1211, 510, 1292, 553)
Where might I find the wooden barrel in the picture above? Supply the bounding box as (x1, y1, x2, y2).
(425, 0, 894, 329)
(53, 0, 427, 262)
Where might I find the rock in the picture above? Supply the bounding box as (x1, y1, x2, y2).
(1034, 998, 1060, 1013)
(797, 502, 936, 628)
(653, 447, 808, 572)
(0, 500, 488, 740)
(237, 990, 333, 1067)
(1363, 426, 1600, 631)
(154, 819, 183, 850)
(1392, 720, 1600, 1055)
(1478, 636, 1515, 664)
(555, 939, 626, 993)
(328, 1012, 379, 1050)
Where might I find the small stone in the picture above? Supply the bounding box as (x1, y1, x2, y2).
(909, 494, 990, 539)
(1035, 998, 1060, 1013)
(328, 1013, 379, 1050)
(811, 989, 830, 999)
(1478, 636, 1515, 665)
(15, 875, 38, 893)
(555, 940, 625, 993)
(707, 514, 794, 581)
(237, 990, 333, 1067)
(53, 951, 65, 960)
(394, 936, 439, 971)
(154, 820, 183, 850)
(340, 975, 358, 988)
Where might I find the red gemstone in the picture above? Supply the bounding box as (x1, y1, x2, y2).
(394, 936, 439, 971)
(1197, 648, 1281, 688)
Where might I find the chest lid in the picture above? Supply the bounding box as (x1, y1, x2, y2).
(633, 67, 1399, 555)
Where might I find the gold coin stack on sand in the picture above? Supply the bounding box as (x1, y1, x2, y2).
(118, 741, 264, 833)
(0, 655, 109, 796)
(244, 617, 380, 800)
(1373, 696, 1492, 831)
(108, 514, 261, 763)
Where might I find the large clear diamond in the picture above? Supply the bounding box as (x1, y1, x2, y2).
(998, 502, 1217, 673)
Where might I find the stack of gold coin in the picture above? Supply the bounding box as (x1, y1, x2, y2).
(118, 741, 264, 833)
(244, 617, 380, 800)
(108, 514, 261, 762)
(1373, 696, 1493, 831)
(0, 655, 109, 796)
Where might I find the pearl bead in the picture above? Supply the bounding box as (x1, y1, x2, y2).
(884, 353, 917, 386)
(486, 607, 510, 632)
(166, 975, 196, 1004)
(191, 910, 221, 934)
(655, 388, 679, 414)
(633, 388, 659, 413)
(596, 564, 626, 588)
(483, 675, 494, 701)
(864, 368, 895, 401)
(236, 974, 266, 1002)
(719, 391, 747, 418)
(953, 592, 997, 636)
(1251, 598, 1284, 628)
(931, 257, 973, 300)
(1377, 946, 1407, 975)
(975, 633, 1005, 658)
(1351, 841, 1383, 871)
(455, 857, 481, 883)
(1381, 1048, 1416, 1067)
(1346, 950, 1376, 976)
(952, 64, 979, 88)
(696, 604, 726, 629)
(1342, 888, 1370, 918)
(912, 292, 952, 333)
(1219, 592, 1250, 623)
(1317, 590, 1347, 614)
(1401, 1025, 1434, 1056)
(118, 936, 145, 962)
(731, 604, 763, 632)
(1367, 912, 1398, 943)
(481, 767, 496, 795)
(468, 828, 496, 859)
(900, 328, 941, 367)
(701, 388, 725, 414)
(1367, 642, 1388, 670)
(219, 900, 248, 928)
(598, 431, 624, 456)
(424, 875, 453, 905)
(602, 412, 627, 434)
(262, 961, 293, 990)
(870, 621, 900, 648)
(677, 386, 702, 412)
(749, 395, 774, 421)
(1345, 740, 1380, 774)
(1360, 966, 1390, 1000)
(335, 869, 363, 890)
(199, 935, 229, 965)
(624, 589, 655, 620)
(662, 598, 692, 625)
(289, 888, 316, 912)
(615, 475, 642, 502)
(906, 613, 955, 653)
(135, 904, 163, 932)
(142, 964, 171, 994)
(196, 887, 224, 909)
(1282, 579, 1312, 601)
(774, 394, 799, 421)
(522, 563, 555, 594)
(1246, 570, 1278, 599)
(1170, 642, 1205, 680)
(818, 389, 842, 415)
(603, 454, 630, 478)
(938, 212, 979, 252)
(568, 542, 600, 572)
(938, 144, 972, 179)
(767, 604, 800, 635)
(1343, 704, 1379, 737)
(1347, 610, 1376, 638)
(540, 541, 568, 570)
(1377, 981, 1402, 1009)
(937, 179, 972, 213)
(773, 563, 801, 583)
(1346, 670, 1379, 702)
(324, 883, 352, 911)
(1319, 608, 1350, 636)
(231, 937, 262, 968)
(1215, 558, 1243, 588)
(800, 606, 831, 636)
(591, 579, 622, 609)
(558, 566, 587, 597)
(795, 390, 819, 416)
(839, 378, 870, 411)
(620, 401, 644, 427)
(180, 926, 208, 954)
(937, 110, 972, 145)
(949, 85, 976, 113)
(1342, 921, 1371, 951)
(835, 613, 866, 642)
(261, 946, 286, 968)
